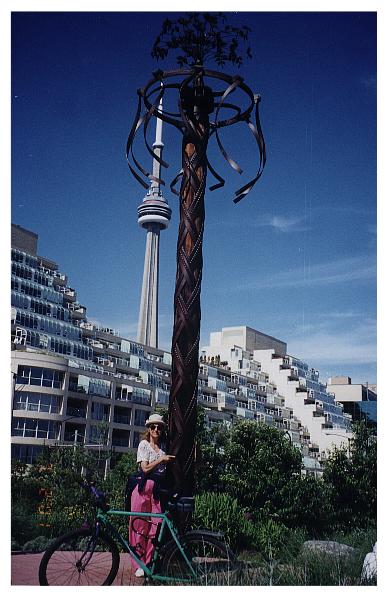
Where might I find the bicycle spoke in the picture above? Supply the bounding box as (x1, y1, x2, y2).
(40, 529, 120, 586)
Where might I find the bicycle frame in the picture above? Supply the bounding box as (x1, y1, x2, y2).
(95, 508, 196, 583)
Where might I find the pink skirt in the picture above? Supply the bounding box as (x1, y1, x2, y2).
(129, 479, 162, 570)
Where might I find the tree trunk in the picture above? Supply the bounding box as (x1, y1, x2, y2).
(168, 111, 209, 498)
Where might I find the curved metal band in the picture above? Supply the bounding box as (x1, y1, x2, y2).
(127, 64, 265, 203)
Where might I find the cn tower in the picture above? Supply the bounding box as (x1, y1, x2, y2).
(137, 99, 172, 348)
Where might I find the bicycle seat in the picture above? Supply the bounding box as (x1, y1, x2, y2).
(168, 496, 195, 512)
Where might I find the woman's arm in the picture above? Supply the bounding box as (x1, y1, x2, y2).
(140, 454, 175, 474)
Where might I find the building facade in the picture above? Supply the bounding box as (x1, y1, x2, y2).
(327, 376, 377, 428)
(201, 326, 354, 461)
(12, 225, 369, 475)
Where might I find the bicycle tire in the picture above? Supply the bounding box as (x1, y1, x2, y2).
(38, 527, 120, 586)
(160, 531, 238, 584)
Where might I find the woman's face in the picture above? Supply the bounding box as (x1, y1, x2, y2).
(149, 423, 163, 441)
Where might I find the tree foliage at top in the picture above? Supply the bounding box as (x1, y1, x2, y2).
(151, 12, 252, 67)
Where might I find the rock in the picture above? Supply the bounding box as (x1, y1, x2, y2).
(301, 540, 359, 559)
(361, 542, 377, 582)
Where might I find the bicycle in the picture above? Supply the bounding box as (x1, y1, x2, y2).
(38, 480, 239, 585)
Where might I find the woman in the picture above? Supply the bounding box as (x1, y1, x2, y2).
(129, 413, 175, 578)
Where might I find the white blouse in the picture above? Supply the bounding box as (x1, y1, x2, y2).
(137, 439, 166, 474)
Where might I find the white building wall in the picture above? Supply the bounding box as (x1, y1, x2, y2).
(328, 383, 362, 403)
(254, 348, 352, 454)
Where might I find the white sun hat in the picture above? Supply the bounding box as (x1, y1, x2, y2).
(145, 413, 166, 427)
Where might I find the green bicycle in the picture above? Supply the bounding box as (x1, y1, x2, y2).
(38, 480, 238, 586)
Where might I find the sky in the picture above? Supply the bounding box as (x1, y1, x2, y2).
(8, 6, 377, 385)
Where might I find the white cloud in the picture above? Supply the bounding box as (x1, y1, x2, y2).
(237, 254, 376, 291)
(287, 321, 376, 367)
(255, 214, 309, 233)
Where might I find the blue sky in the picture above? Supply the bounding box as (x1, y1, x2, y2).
(10, 9, 377, 384)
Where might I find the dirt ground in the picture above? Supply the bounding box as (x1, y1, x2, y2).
(11, 552, 144, 586)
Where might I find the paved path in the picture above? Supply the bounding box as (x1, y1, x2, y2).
(11, 552, 143, 586)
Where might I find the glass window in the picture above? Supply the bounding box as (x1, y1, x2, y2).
(42, 369, 54, 387)
(36, 420, 49, 438)
(134, 409, 147, 427)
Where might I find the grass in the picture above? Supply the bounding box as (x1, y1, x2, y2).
(163, 527, 377, 586)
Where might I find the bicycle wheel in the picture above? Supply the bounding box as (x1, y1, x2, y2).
(160, 531, 238, 585)
(39, 527, 120, 586)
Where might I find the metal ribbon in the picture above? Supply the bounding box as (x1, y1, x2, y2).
(126, 65, 266, 203)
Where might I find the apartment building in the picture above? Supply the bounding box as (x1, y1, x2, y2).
(11, 225, 358, 474)
(327, 376, 377, 428)
(201, 326, 354, 462)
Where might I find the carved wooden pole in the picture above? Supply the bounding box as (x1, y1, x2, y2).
(168, 80, 210, 495)
(126, 17, 266, 501)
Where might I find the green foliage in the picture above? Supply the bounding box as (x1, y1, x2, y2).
(283, 545, 369, 586)
(22, 535, 52, 553)
(195, 413, 228, 493)
(13, 445, 108, 539)
(102, 450, 137, 510)
(323, 422, 376, 530)
(275, 474, 331, 536)
(10, 414, 377, 569)
(151, 12, 252, 67)
(193, 491, 256, 551)
(219, 420, 302, 515)
(331, 526, 377, 551)
(11, 458, 42, 544)
(11, 501, 41, 545)
(252, 518, 291, 560)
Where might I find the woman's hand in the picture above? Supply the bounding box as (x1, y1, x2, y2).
(162, 454, 176, 463)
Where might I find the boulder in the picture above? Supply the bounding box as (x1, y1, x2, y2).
(361, 542, 377, 582)
(301, 540, 358, 559)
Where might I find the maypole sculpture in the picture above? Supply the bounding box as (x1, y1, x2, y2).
(126, 13, 266, 498)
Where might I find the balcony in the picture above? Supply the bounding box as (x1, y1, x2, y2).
(59, 287, 76, 302)
(68, 382, 87, 394)
(304, 398, 316, 405)
(69, 303, 87, 320)
(111, 429, 130, 448)
(112, 438, 129, 447)
(288, 373, 299, 382)
(114, 414, 131, 425)
(53, 273, 67, 286)
(66, 407, 87, 418)
(198, 393, 218, 406)
(236, 407, 254, 420)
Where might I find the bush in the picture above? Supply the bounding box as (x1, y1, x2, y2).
(11, 540, 22, 552)
(193, 492, 257, 551)
(23, 535, 51, 553)
(11, 502, 41, 545)
(330, 526, 377, 554)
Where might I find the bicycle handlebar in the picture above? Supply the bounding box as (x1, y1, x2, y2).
(82, 478, 110, 512)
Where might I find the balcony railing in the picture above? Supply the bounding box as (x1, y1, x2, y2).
(113, 415, 131, 425)
(66, 407, 87, 418)
(112, 438, 130, 447)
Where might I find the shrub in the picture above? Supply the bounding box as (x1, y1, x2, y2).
(11, 502, 41, 545)
(23, 535, 51, 553)
(11, 540, 22, 552)
(193, 492, 256, 551)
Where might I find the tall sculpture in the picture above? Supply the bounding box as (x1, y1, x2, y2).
(137, 98, 172, 348)
(126, 13, 266, 498)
